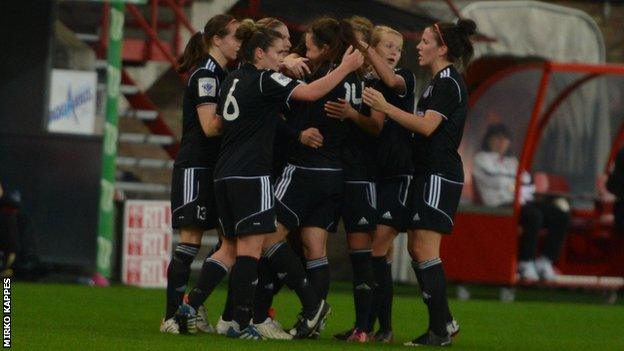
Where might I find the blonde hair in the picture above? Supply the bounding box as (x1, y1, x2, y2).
(256, 17, 286, 32)
(371, 25, 403, 48)
(348, 16, 374, 45)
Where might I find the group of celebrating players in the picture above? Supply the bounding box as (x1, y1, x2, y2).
(160, 11, 476, 347)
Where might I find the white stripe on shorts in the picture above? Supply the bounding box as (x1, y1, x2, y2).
(433, 175, 441, 208)
(275, 165, 295, 200)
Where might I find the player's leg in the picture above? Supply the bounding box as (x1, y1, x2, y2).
(370, 176, 409, 341)
(336, 181, 376, 342)
(370, 224, 397, 342)
(405, 174, 462, 347)
(252, 225, 322, 340)
(164, 168, 209, 333)
(301, 226, 330, 299)
(173, 174, 230, 334)
(185, 234, 235, 333)
(223, 233, 263, 338)
(343, 232, 374, 342)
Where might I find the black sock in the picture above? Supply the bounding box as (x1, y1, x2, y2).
(414, 260, 452, 326)
(265, 241, 320, 317)
(187, 257, 228, 310)
(230, 256, 259, 330)
(252, 257, 274, 323)
(165, 243, 199, 319)
(350, 250, 374, 331)
(306, 257, 330, 300)
(380, 258, 394, 332)
(221, 277, 235, 321)
(370, 256, 387, 332)
(412, 262, 431, 331)
(412, 258, 452, 337)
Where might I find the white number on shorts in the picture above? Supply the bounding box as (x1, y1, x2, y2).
(223, 78, 240, 121)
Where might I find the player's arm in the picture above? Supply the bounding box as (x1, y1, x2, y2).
(363, 87, 442, 136)
(324, 98, 384, 136)
(197, 104, 221, 137)
(276, 116, 323, 148)
(291, 46, 363, 102)
(364, 45, 406, 95)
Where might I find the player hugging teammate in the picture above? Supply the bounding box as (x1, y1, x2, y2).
(161, 11, 476, 348)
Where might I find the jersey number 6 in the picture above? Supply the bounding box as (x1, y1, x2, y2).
(223, 78, 240, 121)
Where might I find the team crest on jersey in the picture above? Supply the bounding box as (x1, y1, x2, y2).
(423, 85, 433, 98)
(270, 72, 292, 87)
(198, 77, 216, 97)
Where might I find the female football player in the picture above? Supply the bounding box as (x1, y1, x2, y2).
(363, 19, 477, 346)
(162, 14, 239, 334)
(190, 20, 363, 339)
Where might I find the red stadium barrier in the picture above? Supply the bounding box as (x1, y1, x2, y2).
(445, 61, 624, 286)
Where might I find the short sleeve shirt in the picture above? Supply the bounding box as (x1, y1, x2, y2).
(290, 63, 362, 169)
(415, 65, 468, 181)
(376, 68, 417, 178)
(174, 56, 227, 168)
(215, 64, 302, 178)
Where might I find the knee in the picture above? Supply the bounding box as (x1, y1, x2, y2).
(213, 240, 237, 268)
(409, 241, 439, 262)
(521, 206, 543, 226)
(303, 244, 325, 260)
(347, 233, 371, 251)
(409, 245, 429, 261)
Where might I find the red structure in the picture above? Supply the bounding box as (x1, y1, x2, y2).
(443, 61, 624, 287)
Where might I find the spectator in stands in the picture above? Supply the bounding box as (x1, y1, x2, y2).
(606, 146, 624, 233)
(473, 124, 570, 282)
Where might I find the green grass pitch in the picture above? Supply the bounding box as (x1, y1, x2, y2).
(12, 282, 624, 350)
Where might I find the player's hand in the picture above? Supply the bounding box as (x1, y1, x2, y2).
(363, 87, 389, 113)
(324, 98, 357, 120)
(340, 45, 364, 72)
(299, 128, 324, 148)
(282, 56, 311, 79)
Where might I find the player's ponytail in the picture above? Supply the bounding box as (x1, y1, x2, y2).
(431, 19, 477, 69)
(235, 19, 282, 64)
(177, 14, 237, 73)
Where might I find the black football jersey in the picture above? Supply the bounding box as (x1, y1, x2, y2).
(341, 74, 377, 181)
(214, 64, 302, 178)
(273, 101, 304, 177)
(290, 63, 363, 169)
(376, 68, 417, 178)
(174, 55, 226, 168)
(415, 65, 468, 181)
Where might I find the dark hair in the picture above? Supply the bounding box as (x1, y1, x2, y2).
(481, 123, 512, 151)
(235, 19, 283, 64)
(431, 19, 477, 69)
(307, 17, 363, 73)
(177, 14, 236, 73)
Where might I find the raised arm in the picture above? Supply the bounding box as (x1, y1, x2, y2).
(364, 44, 406, 95)
(291, 46, 364, 102)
